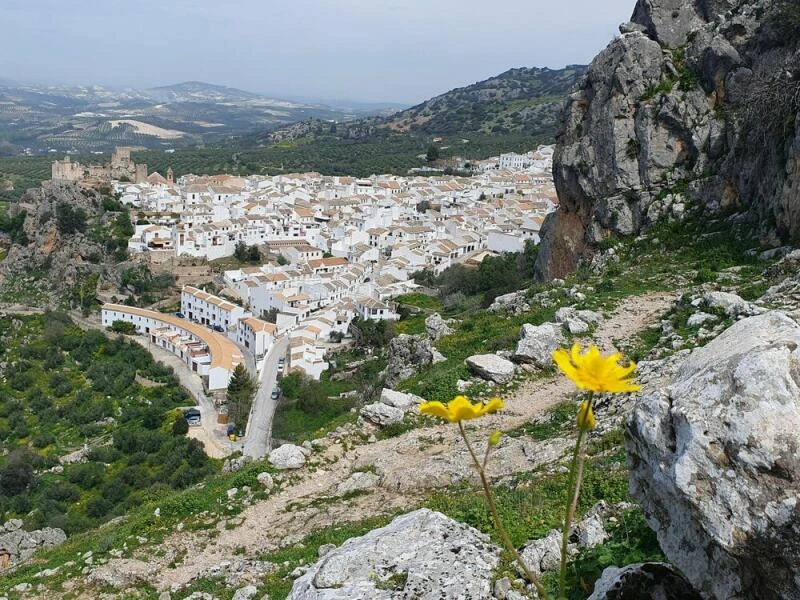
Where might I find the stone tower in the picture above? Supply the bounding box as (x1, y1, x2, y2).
(167, 167, 174, 186)
(135, 163, 148, 185)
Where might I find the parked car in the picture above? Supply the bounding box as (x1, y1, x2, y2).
(277, 357, 285, 369)
(270, 387, 280, 399)
(212, 325, 225, 332)
(175, 312, 185, 319)
(185, 408, 201, 426)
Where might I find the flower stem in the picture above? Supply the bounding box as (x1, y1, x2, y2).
(458, 421, 551, 600)
(558, 396, 592, 599)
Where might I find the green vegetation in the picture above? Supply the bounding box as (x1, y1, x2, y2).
(412, 239, 539, 309)
(55, 201, 87, 235)
(109, 320, 137, 334)
(226, 364, 257, 431)
(0, 312, 214, 534)
(233, 241, 263, 264)
(0, 207, 28, 245)
(273, 351, 386, 442)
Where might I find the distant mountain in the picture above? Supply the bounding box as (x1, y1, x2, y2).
(267, 65, 587, 143)
(146, 81, 263, 103)
(0, 80, 389, 154)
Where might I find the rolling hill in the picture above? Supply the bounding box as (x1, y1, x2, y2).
(267, 65, 587, 143)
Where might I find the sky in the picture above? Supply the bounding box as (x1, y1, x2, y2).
(1, 0, 635, 105)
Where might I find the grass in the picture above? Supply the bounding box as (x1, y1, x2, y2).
(508, 401, 577, 440)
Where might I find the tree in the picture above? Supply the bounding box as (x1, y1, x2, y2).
(247, 244, 262, 263)
(416, 200, 431, 213)
(276, 254, 289, 266)
(426, 146, 440, 163)
(110, 320, 137, 334)
(56, 202, 87, 235)
(0, 449, 37, 496)
(226, 364, 256, 428)
(234, 241, 248, 262)
(172, 417, 189, 436)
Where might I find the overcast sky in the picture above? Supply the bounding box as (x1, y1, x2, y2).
(2, 0, 634, 105)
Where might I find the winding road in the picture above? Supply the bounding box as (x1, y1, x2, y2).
(243, 335, 289, 459)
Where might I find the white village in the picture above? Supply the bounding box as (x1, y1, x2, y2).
(61, 146, 560, 458)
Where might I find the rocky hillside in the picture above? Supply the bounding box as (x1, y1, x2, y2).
(268, 66, 586, 143)
(535, 0, 800, 280)
(0, 182, 163, 308)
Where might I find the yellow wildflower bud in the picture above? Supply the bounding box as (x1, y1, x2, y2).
(489, 431, 502, 446)
(577, 400, 596, 431)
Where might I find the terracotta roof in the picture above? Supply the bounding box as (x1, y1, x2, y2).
(101, 304, 243, 370)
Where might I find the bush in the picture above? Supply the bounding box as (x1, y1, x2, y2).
(109, 320, 137, 334)
(172, 417, 189, 436)
(56, 201, 87, 235)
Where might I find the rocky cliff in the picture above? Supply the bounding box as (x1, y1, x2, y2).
(535, 0, 800, 280)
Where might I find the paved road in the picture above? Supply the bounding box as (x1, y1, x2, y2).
(243, 335, 289, 459)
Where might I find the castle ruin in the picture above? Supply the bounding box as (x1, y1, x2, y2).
(51, 147, 148, 184)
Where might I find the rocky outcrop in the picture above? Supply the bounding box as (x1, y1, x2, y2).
(588, 563, 702, 600)
(0, 182, 141, 306)
(268, 444, 310, 470)
(465, 354, 516, 384)
(513, 322, 565, 367)
(378, 388, 422, 412)
(536, 0, 800, 280)
(424, 313, 454, 340)
(286, 509, 500, 599)
(360, 402, 404, 427)
(384, 334, 442, 388)
(0, 520, 66, 564)
(627, 311, 800, 599)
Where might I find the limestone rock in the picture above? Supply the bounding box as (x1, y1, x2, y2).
(268, 444, 308, 470)
(85, 558, 156, 589)
(286, 509, 500, 599)
(379, 388, 421, 412)
(519, 529, 565, 578)
(360, 402, 404, 427)
(513, 323, 564, 367)
(256, 472, 274, 491)
(627, 311, 800, 600)
(384, 334, 440, 387)
(703, 290, 763, 318)
(686, 311, 717, 327)
(232, 586, 258, 600)
(588, 563, 702, 600)
(489, 291, 531, 315)
(336, 471, 381, 496)
(424, 313, 454, 340)
(465, 354, 516, 384)
(0, 525, 66, 565)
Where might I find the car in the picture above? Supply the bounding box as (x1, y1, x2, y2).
(277, 357, 285, 368)
(212, 324, 225, 332)
(175, 312, 185, 319)
(270, 387, 280, 399)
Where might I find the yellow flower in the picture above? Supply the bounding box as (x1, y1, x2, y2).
(419, 395, 504, 423)
(553, 343, 641, 393)
(576, 400, 596, 430)
(489, 430, 502, 446)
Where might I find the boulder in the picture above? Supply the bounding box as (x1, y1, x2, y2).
(232, 585, 258, 600)
(379, 388, 421, 412)
(703, 291, 763, 318)
(256, 472, 274, 491)
(588, 563, 702, 599)
(686, 311, 717, 327)
(0, 525, 66, 564)
(518, 529, 565, 578)
(489, 291, 531, 315)
(513, 322, 564, 368)
(85, 558, 157, 589)
(424, 313, 454, 340)
(627, 311, 800, 600)
(268, 444, 308, 470)
(286, 509, 500, 599)
(360, 402, 404, 427)
(465, 354, 516, 384)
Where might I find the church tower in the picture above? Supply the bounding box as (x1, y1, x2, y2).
(167, 167, 174, 186)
